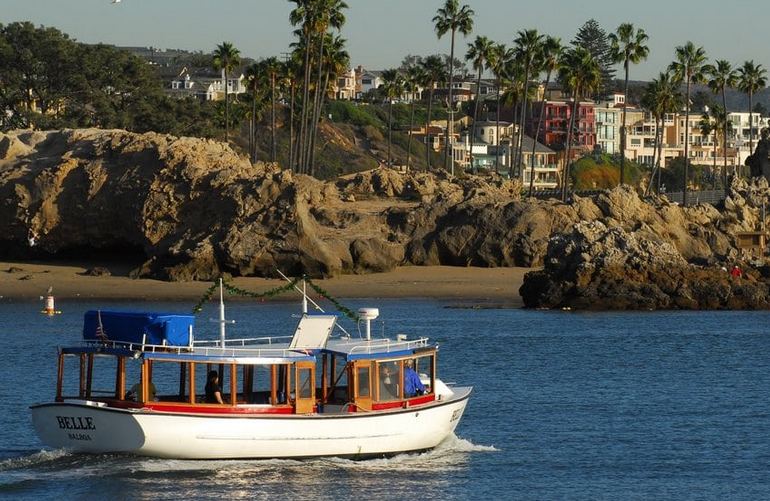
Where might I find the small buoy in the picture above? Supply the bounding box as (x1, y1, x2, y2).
(41, 292, 62, 315)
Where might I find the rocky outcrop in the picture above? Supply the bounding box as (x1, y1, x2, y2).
(4, 128, 770, 310)
(520, 181, 770, 309)
(0, 129, 540, 280)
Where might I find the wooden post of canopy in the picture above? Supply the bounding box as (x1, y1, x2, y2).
(56, 351, 64, 402)
(179, 363, 186, 400)
(86, 353, 94, 398)
(270, 365, 277, 405)
(79, 353, 86, 398)
(230, 363, 237, 406)
(432, 352, 437, 395)
(116, 357, 126, 400)
(321, 353, 328, 403)
(284, 364, 291, 403)
(188, 363, 196, 405)
(243, 365, 253, 402)
(140, 360, 149, 403)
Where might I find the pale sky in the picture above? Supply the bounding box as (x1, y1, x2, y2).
(2, 0, 769, 80)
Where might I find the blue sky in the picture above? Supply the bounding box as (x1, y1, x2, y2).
(2, 0, 769, 80)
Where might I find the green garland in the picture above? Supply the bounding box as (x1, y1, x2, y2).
(192, 276, 359, 323)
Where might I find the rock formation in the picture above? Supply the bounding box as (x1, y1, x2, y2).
(0, 129, 542, 280)
(520, 180, 770, 309)
(3, 128, 770, 309)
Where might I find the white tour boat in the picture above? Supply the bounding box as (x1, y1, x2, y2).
(30, 282, 472, 459)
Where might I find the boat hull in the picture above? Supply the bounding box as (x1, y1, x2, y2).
(31, 388, 471, 459)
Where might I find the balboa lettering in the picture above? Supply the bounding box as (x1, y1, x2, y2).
(56, 416, 96, 431)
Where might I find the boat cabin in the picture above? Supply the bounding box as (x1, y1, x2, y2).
(54, 311, 438, 415)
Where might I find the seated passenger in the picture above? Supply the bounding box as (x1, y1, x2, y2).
(403, 360, 425, 398)
(205, 370, 224, 404)
(125, 381, 157, 402)
(380, 364, 399, 399)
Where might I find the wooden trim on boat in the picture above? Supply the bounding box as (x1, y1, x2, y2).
(56, 351, 64, 402)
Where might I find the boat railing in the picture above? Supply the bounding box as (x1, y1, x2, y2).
(81, 337, 306, 359)
(345, 337, 430, 354)
(193, 335, 293, 347)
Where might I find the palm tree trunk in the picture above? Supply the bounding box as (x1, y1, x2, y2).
(657, 116, 664, 194)
(271, 73, 277, 163)
(298, 29, 313, 173)
(712, 130, 718, 189)
(309, 70, 331, 176)
(517, 65, 531, 180)
(620, 61, 629, 186)
(722, 87, 728, 193)
(308, 33, 327, 175)
(289, 80, 296, 172)
(749, 91, 755, 157)
(562, 92, 580, 201)
(529, 70, 553, 196)
(646, 114, 660, 195)
(387, 100, 393, 167)
(406, 98, 415, 172)
(224, 67, 230, 142)
(470, 65, 483, 172)
(446, 29, 456, 175)
(683, 78, 691, 206)
(495, 78, 501, 174)
(426, 87, 434, 171)
(251, 94, 257, 163)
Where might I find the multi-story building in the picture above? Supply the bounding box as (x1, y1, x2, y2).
(527, 98, 596, 156)
(728, 112, 770, 165)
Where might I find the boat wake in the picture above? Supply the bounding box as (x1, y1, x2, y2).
(0, 449, 71, 473)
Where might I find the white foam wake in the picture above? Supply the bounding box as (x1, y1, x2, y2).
(0, 449, 71, 472)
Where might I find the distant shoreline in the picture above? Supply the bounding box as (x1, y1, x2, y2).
(0, 260, 528, 306)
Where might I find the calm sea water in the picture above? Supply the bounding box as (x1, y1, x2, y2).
(1, 297, 770, 500)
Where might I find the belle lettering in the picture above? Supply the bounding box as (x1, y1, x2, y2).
(56, 416, 96, 430)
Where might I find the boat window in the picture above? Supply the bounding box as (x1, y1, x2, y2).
(377, 361, 400, 401)
(298, 367, 313, 399)
(88, 355, 117, 399)
(356, 365, 371, 398)
(415, 354, 435, 395)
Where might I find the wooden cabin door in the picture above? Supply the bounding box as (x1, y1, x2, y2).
(294, 362, 316, 414)
(353, 361, 372, 411)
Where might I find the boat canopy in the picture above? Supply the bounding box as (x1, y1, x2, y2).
(83, 311, 194, 346)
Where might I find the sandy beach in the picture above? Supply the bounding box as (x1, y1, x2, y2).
(0, 260, 528, 306)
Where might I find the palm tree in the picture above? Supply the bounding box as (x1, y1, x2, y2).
(260, 57, 281, 163)
(419, 55, 446, 171)
(642, 71, 682, 194)
(244, 62, 266, 163)
(699, 110, 716, 187)
(704, 60, 737, 192)
(380, 69, 405, 168)
(737, 60, 767, 157)
(609, 23, 649, 186)
(433, 0, 474, 174)
(280, 57, 300, 172)
(466, 35, 495, 172)
(404, 64, 425, 172)
(488, 43, 507, 173)
(529, 36, 563, 196)
(558, 47, 602, 201)
(512, 29, 544, 178)
(309, 33, 349, 175)
(501, 58, 526, 178)
(669, 41, 707, 206)
(212, 41, 241, 142)
(308, 0, 347, 174)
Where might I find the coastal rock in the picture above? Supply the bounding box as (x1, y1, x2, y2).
(3, 127, 770, 311)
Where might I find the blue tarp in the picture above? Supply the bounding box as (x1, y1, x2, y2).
(83, 311, 194, 346)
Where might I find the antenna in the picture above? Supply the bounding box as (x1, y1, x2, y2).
(209, 278, 235, 347)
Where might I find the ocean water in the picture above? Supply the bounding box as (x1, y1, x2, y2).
(1, 298, 770, 500)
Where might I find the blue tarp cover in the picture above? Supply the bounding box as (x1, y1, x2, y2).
(83, 311, 194, 346)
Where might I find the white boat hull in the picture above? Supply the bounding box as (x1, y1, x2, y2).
(31, 388, 471, 459)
